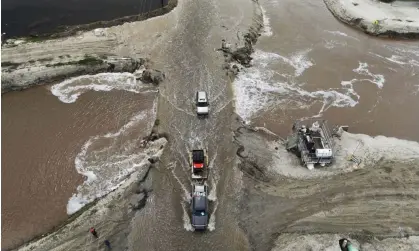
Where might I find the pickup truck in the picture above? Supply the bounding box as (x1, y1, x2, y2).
(191, 184, 209, 230)
(190, 149, 209, 180)
(196, 91, 209, 116)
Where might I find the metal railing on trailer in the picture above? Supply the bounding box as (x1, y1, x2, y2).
(293, 119, 335, 166)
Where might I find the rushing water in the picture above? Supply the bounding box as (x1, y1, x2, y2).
(235, 0, 419, 141)
(2, 0, 419, 249)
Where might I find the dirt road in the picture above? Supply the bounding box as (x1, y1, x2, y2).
(234, 127, 419, 251)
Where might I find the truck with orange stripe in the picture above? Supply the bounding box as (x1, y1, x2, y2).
(190, 149, 209, 180)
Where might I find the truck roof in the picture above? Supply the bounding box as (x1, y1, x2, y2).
(194, 185, 206, 193)
(197, 91, 207, 99)
(193, 196, 207, 211)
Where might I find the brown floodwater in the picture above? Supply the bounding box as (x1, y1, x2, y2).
(241, 0, 419, 142)
(1, 85, 155, 250)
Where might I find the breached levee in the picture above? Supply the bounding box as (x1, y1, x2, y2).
(17, 132, 168, 251)
(323, 0, 419, 38)
(218, 0, 265, 76)
(1, 55, 144, 93)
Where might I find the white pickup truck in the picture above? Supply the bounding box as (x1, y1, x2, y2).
(196, 91, 209, 116)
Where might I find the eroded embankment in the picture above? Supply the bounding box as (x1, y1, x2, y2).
(323, 0, 419, 39)
(217, 0, 264, 77)
(1, 55, 166, 94)
(17, 128, 168, 251)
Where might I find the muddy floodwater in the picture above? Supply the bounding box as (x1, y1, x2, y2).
(237, 0, 419, 141)
(2, 0, 419, 250)
(1, 0, 168, 39)
(1, 86, 156, 249)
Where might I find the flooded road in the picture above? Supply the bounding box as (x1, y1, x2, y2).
(2, 0, 419, 250)
(126, 0, 257, 249)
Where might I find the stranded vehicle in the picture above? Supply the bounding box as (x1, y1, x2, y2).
(196, 91, 209, 116)
(191, 183, 209, 230)
(286, 119, 335, 170)
(190, 149, 209, 179)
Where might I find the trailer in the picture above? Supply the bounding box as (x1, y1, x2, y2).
(286, 119, 335, 170)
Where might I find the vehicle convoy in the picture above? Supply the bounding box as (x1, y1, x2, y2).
(286, 119, 335, 170)
(189, 149, 209, 230)
(191, 183, 209, 230)
(196, 91, 209, 116)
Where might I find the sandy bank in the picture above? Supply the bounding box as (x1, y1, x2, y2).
(323, 0, 419, 38)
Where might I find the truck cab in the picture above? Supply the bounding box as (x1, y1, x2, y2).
(190, 149, 208, 179)
(196, 91, 209, 116)
(191, 184, 209, 230)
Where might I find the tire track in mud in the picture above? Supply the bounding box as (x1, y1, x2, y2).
(234, 126, 419, 251)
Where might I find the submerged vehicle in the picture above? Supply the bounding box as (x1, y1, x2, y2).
(190, 149, 209, 179)
(191, 184, 209, 230)
(196, 91, 209, 116)
(286, 119, 335, 170)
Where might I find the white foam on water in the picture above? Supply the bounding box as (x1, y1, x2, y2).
(325, 30, 349, 37)
(386, 55, 407, 65)
(169, 162, 191, 202)
(167, 162, 195, 232)
(208, 201, 218, 232)
(261, 7, 273, 37)
(353, 62, 385, 88)
(182, 204, 194, 231)
(258, 49, 313, 77)
(381, 45, 419, 69)
(324, 30, 359, 41)
(370, 51, 419, 70)
(233, 50, 357, 122)
(66, 100, 159, 215)
(51, 72, 150, 103)
(322, 39, 347, 49)
(208, 151, 218, 202)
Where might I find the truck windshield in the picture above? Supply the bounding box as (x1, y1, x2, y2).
(193, 210, 207, 216)
(197, 101, 208, 107)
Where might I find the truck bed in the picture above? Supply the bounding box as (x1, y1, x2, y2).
(190, 149, 208, 180)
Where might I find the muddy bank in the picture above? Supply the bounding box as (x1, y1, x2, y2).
(233, 126, 419, 250)
(217, 0, 264, 77)
(2, 0, 177, 41)
(16, 131, 168, 251)
(272, 233, 419, 251)
(324, 0, 419, 38)
(1, 89, 158, 250)
(1, 55, 141, 93)
(1, 54, 166, 94)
